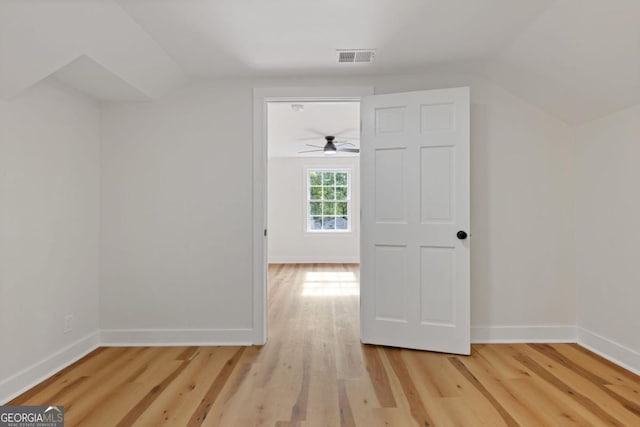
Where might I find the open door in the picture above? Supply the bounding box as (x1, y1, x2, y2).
(360, 87, 470, 355)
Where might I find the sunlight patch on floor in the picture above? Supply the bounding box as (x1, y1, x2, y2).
(302, 271, 359, 296)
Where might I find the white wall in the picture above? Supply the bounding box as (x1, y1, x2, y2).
(99, 73, 576, 343)
(575, 104, 640, 373)
(0, 79, 101, 400)
(268, 157, 360, 264)
(100, 82, 254, 341)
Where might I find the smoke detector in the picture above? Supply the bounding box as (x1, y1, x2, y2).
(336, 49, 376, 64)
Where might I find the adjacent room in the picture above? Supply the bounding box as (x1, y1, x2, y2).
(1, 1, 640, 426)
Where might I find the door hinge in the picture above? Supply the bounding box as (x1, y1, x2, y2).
(264, 229, 267, 237)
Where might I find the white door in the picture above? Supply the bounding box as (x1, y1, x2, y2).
(360, 87, 470, 355)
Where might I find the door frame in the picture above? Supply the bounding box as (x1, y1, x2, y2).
(252, 86, 374, 344)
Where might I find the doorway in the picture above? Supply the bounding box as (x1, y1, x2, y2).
(266, 101, 360, 264)
(253, 86, 470, 355)
(266, 101, 361, 340)
(252, 87, 373, 344)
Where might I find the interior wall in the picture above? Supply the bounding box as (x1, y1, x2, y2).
(268, 156, 360, 264)
(0, 79, 101, 400)
(100, 82, 254, 339)
(99, 72, 576, 342)
(574, 104, 640, 372)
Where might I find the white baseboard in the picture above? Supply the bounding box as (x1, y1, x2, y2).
(0, 332, 100, 404)
(471, 325, 577, 343)
(99, 328, 255, 346)
(268, 256, 360, 264)
(577, 327, 640, 376)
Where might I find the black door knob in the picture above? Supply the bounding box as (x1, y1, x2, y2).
(457, 230, 468, 240)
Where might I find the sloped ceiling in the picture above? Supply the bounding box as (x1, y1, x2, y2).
(2, 0, 639, 123)
(481, 0, 640, 123)
(0, 0, 185, 101)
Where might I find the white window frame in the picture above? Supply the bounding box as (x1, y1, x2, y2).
(306, 168, 352, 233)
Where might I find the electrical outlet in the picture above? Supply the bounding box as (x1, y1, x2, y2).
(63, 314, 73, 334)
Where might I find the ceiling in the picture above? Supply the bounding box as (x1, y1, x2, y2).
(2, 0, 639, 123)
(267, 102, 360, 158)
(115, 0, 552, 77)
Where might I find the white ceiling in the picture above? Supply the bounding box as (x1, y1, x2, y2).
(3, 0, 639, 123)
(481, 0, 640, 123)
(114, 0, 640, 123)
(115, 0, 552, 77)
(0, 0, 184, 100)
(267, 102, 360, 158)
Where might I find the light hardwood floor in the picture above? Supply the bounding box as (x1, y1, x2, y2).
(10, 264, 640, 426)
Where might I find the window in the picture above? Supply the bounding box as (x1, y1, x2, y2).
(307, 169, 350, 232)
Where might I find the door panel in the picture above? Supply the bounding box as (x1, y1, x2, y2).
(420, 146, 454, 222)
(360, 87, 470, 355)
(375, 149, 407, 223)
(374, 245, 408, 322)
(420, 246, 455, 325)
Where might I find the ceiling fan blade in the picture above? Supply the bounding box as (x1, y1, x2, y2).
(298, 149, 323, 153)
(302, 128, 359, 139)
(331, 128, 358, 137)
(304, 128, 329, 137)
(335, 141, 355, 147)
(305, 144, 324, 149)
(337, 148, 360, 153)
(297, 136, 325, 141)
(298, 136, 359, 142)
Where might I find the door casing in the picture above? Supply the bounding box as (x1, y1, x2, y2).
(252, 86, 374, 344)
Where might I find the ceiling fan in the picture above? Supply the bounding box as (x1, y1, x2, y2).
(298, 135, 359, 155)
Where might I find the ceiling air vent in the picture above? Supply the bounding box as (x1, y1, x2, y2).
(337, 49, 376, 64)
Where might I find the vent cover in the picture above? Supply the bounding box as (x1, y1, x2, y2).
(337, 49, 376, 64)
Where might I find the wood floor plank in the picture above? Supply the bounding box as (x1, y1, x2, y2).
(343, 379, 392, 427)
(569, 343, 640, 384)
(513, 352, 625, 427)
(406, 351, 462, 399)
(449, 357, 519, 427)
(553, 343, 640, 387)
(131, 347, 233, 426)
(7, 348, 107, 406)
(6, 264, 640, 427)
(385, 348, 434, 426)
(336, 380, 356, 427)
(524, 344, 640, 426)
(185, 347, 246, 426)
(115, 354, 194, 426)
(65, 347, 170, 425)
(362, 346, 396, 408)
(460, 351, 550, 426)
(501, 377, 600, 427)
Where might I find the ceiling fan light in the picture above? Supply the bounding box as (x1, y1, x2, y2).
(324, 140, 337, 154)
